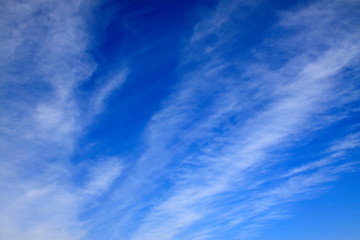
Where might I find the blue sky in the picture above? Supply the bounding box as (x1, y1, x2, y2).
(0, 0, 360, 239)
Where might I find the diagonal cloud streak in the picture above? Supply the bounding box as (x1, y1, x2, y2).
(123, 0, 360, 239)
(0, 0, 359, 239)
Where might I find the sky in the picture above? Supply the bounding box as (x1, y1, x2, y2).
(0, 0, 360, 239)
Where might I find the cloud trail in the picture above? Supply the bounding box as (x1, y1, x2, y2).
(0, 1, 126, 239)
(0, 0, 359, 239)
(122, 0, 360, 239)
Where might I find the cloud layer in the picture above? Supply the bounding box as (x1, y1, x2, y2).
(0, 0, 359, 240)
(0, 0, 125, 239)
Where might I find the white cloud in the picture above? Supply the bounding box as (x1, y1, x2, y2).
(0, 0, 127, 239)
(84, 157, 123, 196)
(91, 69, 129, 116)
(0, 0, 359, 239)
(126, 0, 360, 239)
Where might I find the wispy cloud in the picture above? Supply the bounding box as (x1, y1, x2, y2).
(120, 0, 360, 239)
(90, 69, 128, 116)
(1, 0, 359, 239)
(84, 157, 123, 196)
(0, 0, 126, 239)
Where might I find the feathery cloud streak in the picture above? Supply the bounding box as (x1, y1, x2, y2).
(0, 0, 359, 239)
(124, 0, 360, 239)
(0, 0, 126, 239)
